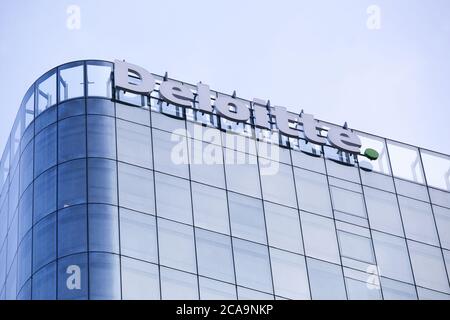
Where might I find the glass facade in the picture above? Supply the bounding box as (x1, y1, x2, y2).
(1, 60, 450, 300)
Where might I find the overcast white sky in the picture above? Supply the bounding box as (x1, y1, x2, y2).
(1, 0, 450, 154)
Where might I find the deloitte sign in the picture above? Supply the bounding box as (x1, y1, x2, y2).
(114, 60, 377, 158)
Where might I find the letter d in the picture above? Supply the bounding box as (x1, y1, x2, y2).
(114, 60, 155, 95)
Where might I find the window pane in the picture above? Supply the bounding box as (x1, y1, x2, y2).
(33, 167, 56, 222)
(237, 287, 274, 300)
(307, 258, 346, 300)
(326, 159, 360, 183)
(381, 277, 417, 300)
(88, 204, 119, 254)
(429, 188, 450, 209)
(37, 71, 56, 114)
(59, 63, 84, 102)
(399, 196, 439, 246)
(34, 124, 56, 177)
(264, 202, 303, 254)
(270, 248, 310, 299)
(229, 192, 266, 244)
(117, 119, 152, 168)
(387, 141, 425, 184)
(372, 231, 414, 283)
(338, 230, 375, 264)
(87, 98, 114, 116)
(301, 212, 340, 264)
(57, 253, 88, 300)
(116, 102, 150, 126)
(233, 238, 273, 293)
(19, 140, 33, 195)
(260, 162, 296, 208)
(32, 262, 56, 300)
(417, 287, 450, 300)
(291, 148, 325, 174)
(224, 150, 261, 198)
(58, 116, 86, 162)
(58, 159, 87, 209)
(89, 253, 121, 300)
(88, 159, 117, 205)
(199, 277, 236, 300)
(421, 150, 450, 192)
(17, 280, 31, 300)
(364, 187, 404, 236)
(33, 213, 56, 272)
(87, 115, 116, 159)
(189, 140, 225, 188)
(118, 163, 155, 214)
(158, 219, 196, 273)
(153, 129, 189, 178)
(434, 205, 450, 250)
(192, 183, 229, 234)
(58, 205, 87, 257)
(58, 97, 85, 119)
(121, 257, 159, 300)
(160, 267, 198, 300)
(331, 187, 366, 218)
(357, 132, 391, 175)
(155, 172, 192, 224)
(120, 209, 157, 263)
(17, 231, 32, 291)
(395, 178, 429, 202)
(196, 228, 234, 283)
(408, 240, 450, 294)
(18, 185, 33, 241)
(87, 63, 112, 98)
(294, 168, 332, 217)
(345, 277, 382, 300)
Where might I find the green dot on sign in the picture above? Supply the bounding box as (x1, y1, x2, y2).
(364, 148, 379, 161)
